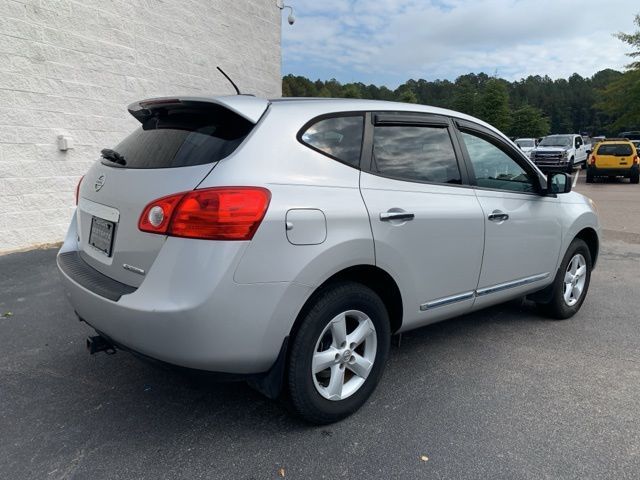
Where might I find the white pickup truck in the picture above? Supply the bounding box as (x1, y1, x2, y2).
(530, 134, 590, 173)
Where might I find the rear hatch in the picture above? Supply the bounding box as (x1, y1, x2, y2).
(76, 96, 268, 287)
(595, 143, 634, 169)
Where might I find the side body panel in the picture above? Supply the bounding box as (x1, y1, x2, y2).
(471, 190, 563, 309)
(360, 173, 485, 330)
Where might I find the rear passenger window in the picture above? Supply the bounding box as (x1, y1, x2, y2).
(372, 125, 462, 184)
(300, 116, 364, 168)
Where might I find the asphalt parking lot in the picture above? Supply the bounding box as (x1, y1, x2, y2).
(1, 172, 640, 479)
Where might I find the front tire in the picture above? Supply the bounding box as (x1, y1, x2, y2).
(287, 282, 390, 424)
(566, 157, 574, 174)
(537, 238, 592, 320)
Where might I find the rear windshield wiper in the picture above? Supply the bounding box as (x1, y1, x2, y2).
(100, 148, 127, 166)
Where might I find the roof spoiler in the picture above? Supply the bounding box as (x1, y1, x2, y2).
(127, 95, 270, 124)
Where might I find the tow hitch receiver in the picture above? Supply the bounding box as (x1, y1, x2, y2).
(86, 335, 116, 355)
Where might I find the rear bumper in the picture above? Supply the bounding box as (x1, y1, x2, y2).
(57, 213, 311, 374)
(588, 165, 638, 177)
(58, 251, 136, 301)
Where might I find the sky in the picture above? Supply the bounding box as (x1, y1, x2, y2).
(281, 0, 638, 88)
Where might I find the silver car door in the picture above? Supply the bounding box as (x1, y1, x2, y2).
(454, 120, 563, 309)
(359, 113, 485, 331)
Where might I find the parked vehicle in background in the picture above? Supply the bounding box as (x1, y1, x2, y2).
(530, 134, 589, 173)
(515, 138, 537, 156)
(619, 131, 640, 141)
(586, 139, 639, 184)
(631, 140, 640, 152)
(592, 136, 606, 147)
(57, 96, 601, 424)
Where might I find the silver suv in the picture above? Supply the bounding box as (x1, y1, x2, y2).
(58, 96, 600, 423)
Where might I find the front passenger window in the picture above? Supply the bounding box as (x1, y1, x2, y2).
(461, 131, 535, 193)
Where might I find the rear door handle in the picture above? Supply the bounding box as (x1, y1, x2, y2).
(488, 211, 509, 222)
(380, 211, 415, 222)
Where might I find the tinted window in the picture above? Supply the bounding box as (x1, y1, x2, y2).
(372, 125, 461, 184)
(461, 131, 535, 193)
(620, 131, 640, 141)
(596, 143, 633, 156)
(539, 135, 572, 147)
(109, 106, 253, 169)
(301, 116, 364, 167)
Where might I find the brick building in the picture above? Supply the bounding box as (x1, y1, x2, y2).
(0, 0, 282, 253)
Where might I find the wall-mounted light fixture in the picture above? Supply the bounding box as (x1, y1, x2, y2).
(276, 0, 295, 25)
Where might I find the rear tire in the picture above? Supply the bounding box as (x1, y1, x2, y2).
(287, 282, 390, 424)
(630, 171, 639, 184)
(586, 170, 594, 183)
(536, 238, 592, 320)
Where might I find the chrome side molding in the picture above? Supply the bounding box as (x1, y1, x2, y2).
(420, 291, 475, 311)
(475, 272, 550, 297)
(420, 272, 550, 311)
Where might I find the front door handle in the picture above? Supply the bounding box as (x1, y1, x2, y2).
(488, 210, 509, 222)
(380, 211, 415, 222)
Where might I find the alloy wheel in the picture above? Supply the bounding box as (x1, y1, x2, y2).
(563, 253, 587, 307)
(311, 310, 377, 401)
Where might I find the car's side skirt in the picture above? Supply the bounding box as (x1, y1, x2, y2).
(420, 272, 550, 311)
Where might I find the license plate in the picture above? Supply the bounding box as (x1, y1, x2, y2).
(89, 217, 115, 256)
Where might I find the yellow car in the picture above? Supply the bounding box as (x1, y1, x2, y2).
(586, 139, 639, 184)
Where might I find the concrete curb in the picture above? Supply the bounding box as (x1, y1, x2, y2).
(0, 242, 63, 257)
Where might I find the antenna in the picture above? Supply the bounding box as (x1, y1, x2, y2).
(216, 66, 241, 95)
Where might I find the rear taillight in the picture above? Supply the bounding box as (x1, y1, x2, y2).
(138, 187, 271, 240)
(75, 175, 84, 205)
(589, 155, 596, 165)
(633, 155, 639, 165)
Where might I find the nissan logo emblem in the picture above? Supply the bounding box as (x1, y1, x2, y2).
(94, 174, 106, 192)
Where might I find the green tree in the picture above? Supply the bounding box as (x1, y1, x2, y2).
(452, 77, 477, 115)
(596, 70, 640, 131)
(398, 88, 418, 103)
(281, 66, 629, 134)
(508, 104, 550, 137)
(475, 79, 511, 131)
(596, 12, 640, 131)
(615, 13, 640, 69)
(342, 84, 362, 98)
(317, 86, 332, 97)
(282, 74, 317, 97)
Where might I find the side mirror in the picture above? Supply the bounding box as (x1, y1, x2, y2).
(586, 149, 592, 155)
(547, 172, 572, 194)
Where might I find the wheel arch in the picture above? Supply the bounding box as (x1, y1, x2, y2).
(252, 264, 403, 400)
(575, 227, 599, 269)
(290, 264, 404, 342)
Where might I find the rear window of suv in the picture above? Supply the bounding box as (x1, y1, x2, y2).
(106, 105, 254, 169)
(597, 143, 633, 156)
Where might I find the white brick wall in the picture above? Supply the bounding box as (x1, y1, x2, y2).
(0, 0, 281, 253)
